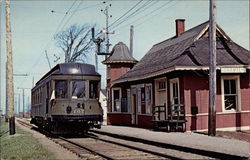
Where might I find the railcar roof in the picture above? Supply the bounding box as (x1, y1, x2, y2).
(34, 63, 100, 87)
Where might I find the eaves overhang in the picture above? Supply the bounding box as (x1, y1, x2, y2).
(111, 65, 250, 87)
(102, 60, 138, 64)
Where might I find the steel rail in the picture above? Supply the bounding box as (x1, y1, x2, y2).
(58, 136, 115, 160)
(90, 129, 248, 160)
(16, 119, 114, 159)
(87, 133, 183, 160)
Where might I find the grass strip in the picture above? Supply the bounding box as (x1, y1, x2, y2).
(0, 117, 55, 160)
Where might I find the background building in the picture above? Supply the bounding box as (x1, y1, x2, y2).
(104, 19, 250, 132)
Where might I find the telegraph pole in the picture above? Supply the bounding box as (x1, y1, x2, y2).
(18, 87, 30, 118)
(0, 0, 2, 117)
(6, 0, 15, 135)
(130, 25, 134, 56)
(101, 2, 114, 59)
(14, 93, 19, 115)
(208, 0, 216, 136)
(5, 62, 8, 122)
(18, 93, 20, 116)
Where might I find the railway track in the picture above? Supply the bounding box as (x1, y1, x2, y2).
(17, 118, 243, 160)
(16, 119, 168, 159)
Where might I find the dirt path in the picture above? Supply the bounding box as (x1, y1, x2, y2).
(16, 120, 82, 160)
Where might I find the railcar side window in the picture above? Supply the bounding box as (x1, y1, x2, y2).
(72, 80, 86, 99)
(89, 81, 98, 99)
(55, 80, 68, 98)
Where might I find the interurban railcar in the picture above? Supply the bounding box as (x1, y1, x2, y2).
(30, 63, 103, 133)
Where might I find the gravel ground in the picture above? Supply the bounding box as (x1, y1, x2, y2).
(95, 125, 250, 158)
(16, 120, 81, 160)
(196, 130, 250, 142)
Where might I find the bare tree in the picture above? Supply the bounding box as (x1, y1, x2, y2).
(54, 24, 94, 63)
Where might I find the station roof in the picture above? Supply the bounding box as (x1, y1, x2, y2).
(113, 21, 250, 85)
(102, 42, 138, 64)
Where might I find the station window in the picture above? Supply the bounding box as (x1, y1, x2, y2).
(145, 85, 152, 114)
(221, 76, 240, 111)
(72, 80, 86, 99)
(158, 81, 166, 90)
(89, 81, 98, 99)
(55, 80, 68, 98)
(170, 78, 180, 105)
(112, 88, 121, 112)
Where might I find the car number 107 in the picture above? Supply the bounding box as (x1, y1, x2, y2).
(73, 109, 84, 114)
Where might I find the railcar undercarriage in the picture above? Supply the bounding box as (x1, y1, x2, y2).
(31, 115, 102, 134)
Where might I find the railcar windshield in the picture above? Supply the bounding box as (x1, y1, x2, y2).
(72, 80, 86, 99)
(55, 80, 68, 98)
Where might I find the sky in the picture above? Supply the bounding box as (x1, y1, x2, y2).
(0, 0, 249, 114)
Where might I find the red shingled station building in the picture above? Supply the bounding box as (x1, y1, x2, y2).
(103, 19, 250, 132)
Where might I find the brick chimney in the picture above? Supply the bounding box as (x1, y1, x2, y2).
(175, 19, 185, 36)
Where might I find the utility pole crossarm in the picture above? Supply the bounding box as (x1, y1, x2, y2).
(13, 74, 28, 76)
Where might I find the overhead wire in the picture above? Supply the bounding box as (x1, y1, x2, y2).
(17, 0, 78, 88)
(113, 0, 177, 32)
(135, 0, 178, 27)
(108, 0, 143, 29)
(52, 0, 78, 43)
(60, 1, 84, 32)
(51, 2, 104, 60)
(71, 2, 103, 12)
(109, 0, 155, 31)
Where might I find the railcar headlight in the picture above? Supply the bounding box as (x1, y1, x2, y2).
(77, 103, 81, 108)
(66, 106, 72, 113)
(82, 103, 85, 109)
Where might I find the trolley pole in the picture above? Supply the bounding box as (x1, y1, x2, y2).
(6, 0, 15, 135)
(208, 0, 217, 136)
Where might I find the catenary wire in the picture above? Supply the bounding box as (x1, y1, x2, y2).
(108, 0, 143, 29)
(17, 0, 78, 88)
(109, 0, 155, 31)
(114, 0, 176, 32)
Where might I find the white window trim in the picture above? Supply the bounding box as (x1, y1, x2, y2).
(165, 79, 168, 118)
(170, 78, 180, 105)
(221, 75, 241, 112)
(154, 77, 167, 91)
(137, 88, 142, 113)
(111, 88, 122, 112)
(154, 78, 167, 106)
(127, 89, 131, 113)
(145, 83, 153, 114)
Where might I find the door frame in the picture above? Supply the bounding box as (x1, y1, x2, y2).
(131, 87, 138, 125)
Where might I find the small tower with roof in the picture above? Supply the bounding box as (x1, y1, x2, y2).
(102, 42, 137, 116)
(102, 42, 137, 88)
